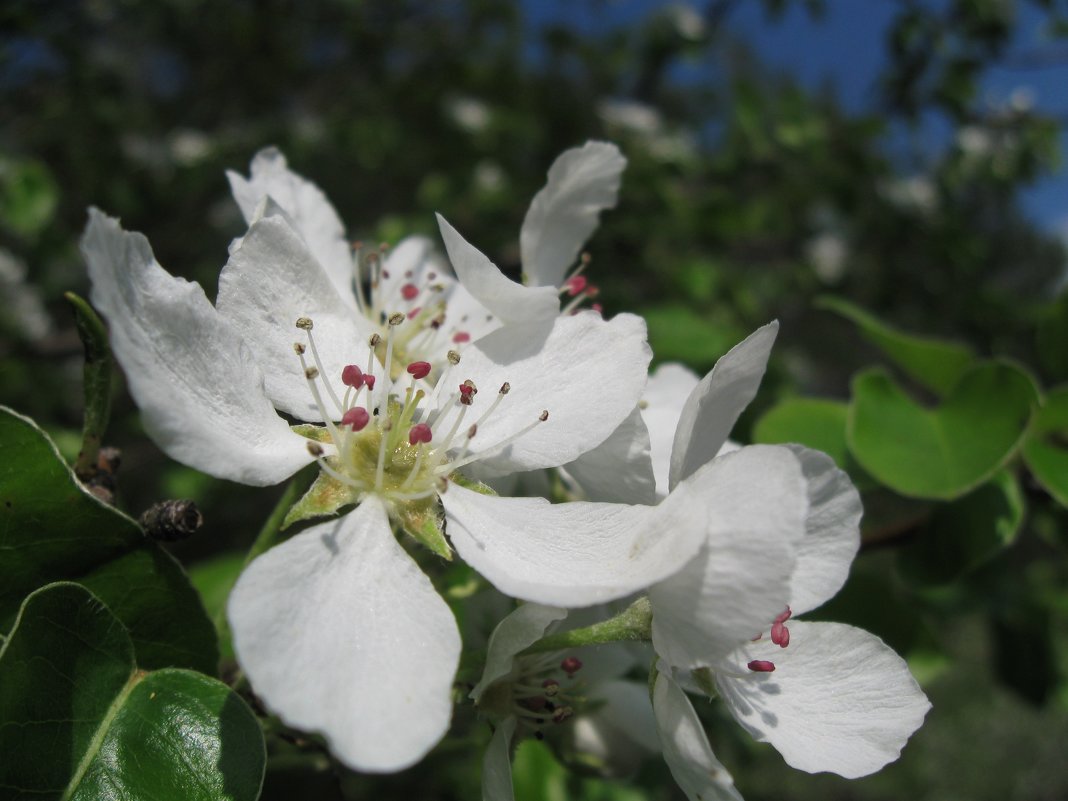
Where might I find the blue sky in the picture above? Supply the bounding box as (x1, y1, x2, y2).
(524, 0, 1068, 235)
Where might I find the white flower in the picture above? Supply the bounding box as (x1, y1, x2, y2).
(227, 148, 498, 382)
(80, 201, 687, 773)
(472, 603, 741, 801)
(636, 328, 932, 781)
(436, 140, 627, 325)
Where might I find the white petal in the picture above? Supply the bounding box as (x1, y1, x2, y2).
(442, 482, 705, 607)
(653, 671, 744, 801)
(669, 322, 778, 492)
(482, 716, 517, 801)
(715, 621, 931, 779)
(562, 405, 656, 504)
(649, 446, 807, 669)
(784, 444, 862, 616)
(572, 679, 661, 774)
(641, 363, 700, 498)
(519, 141, 626, 288)
(81, 208, 313, 486)
(217, 204, 375, 420)
(437, 214, 560, 324)
(471, 603, 568, 701)
(227, 498, 461, 772)
(435, 311, 651, 474)
(227, 147, 356, 307)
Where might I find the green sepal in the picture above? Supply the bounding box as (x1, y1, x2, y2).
(691, 666, 717, 698)
(291, 423, 332, 443)
(65, 292, 114, 480)
(397, 496, 452, 560)
(281, 466, 360, 529)
(449, 472, 499, 496)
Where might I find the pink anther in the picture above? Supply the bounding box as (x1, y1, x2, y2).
(363, 374, 377, 390)
(770, 606, 792, 649)
(401, 283, 419, 301)
(452, 331, 471, 344)
(340, 407, 370, 431)
(747, 660, 776, 673)
(560, 656, 583, 676)
(407, 361, 432, 379)
(591, 303, 603, 314)
(341, 364, 364, 388)
(408, 423, 433, 445)
(565, 275, 587, 296)
(407, 306, 422, 320)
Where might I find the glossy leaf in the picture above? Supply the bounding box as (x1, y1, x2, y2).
(0, 406, 217, 673)
(847, 363, 1037, 500)
(818, 296, 976, 397)
(0, 583, 264, 801)
(1021, 385, 1068, 507)
(897, 471, 1025, 586)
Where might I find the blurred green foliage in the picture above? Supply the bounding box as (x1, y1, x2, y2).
(3, 0, 1068, 799)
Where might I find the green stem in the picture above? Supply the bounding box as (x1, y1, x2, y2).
(65, 292, 113, 480)
(520, 597, 653, 655)
(243, 466, 315, 567)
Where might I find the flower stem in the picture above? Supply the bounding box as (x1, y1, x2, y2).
(243, 465, 316, 567)
(520, 597, 653, 655)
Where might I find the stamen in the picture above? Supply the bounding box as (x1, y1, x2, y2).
(407, 361, 432, 380)
(441, 411, 548, 473)
(296, 349, 342, 444)
(563, 275, 587, 296)
(770, 606, 792, 649)
(560, 657, 582, 676)
(401, 283, 419, 301)
(747, 660, 776, 673)
(452, 331, 471, 343)
(447, 350, 461, 365)
(296, 317, 343, 414)
(408, 423, 433, 445)
(341, 407, 370, 431)
(342, 364, 365, 389)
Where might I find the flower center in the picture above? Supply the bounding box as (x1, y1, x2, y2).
(292, 315, 548, 507)
(490, 653, 586, 740)
(348, 243, 489, 376)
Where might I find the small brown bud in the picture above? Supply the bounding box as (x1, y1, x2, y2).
(140, 499, 204, 542)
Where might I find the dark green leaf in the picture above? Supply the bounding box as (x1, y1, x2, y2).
(0, 406, 217, 673)
(817, 295, 976, 397)
(897, 471, 1025, 587)
(1021, 385, 1068, 507)
(0, 583, 265, 801)
(188, 552, 247, 663)
(847, 363, 1037, 499)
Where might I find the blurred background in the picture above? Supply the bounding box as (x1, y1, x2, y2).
(2, 1, 1068, 799)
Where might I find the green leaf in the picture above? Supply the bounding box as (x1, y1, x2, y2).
(0, 156, 58, 238)
(847, 363, 1037, 499)
(0, 406, 217, 673)
(1021, 385, 1068, 507)
(188, 552, 247, 662)
(64, 292, 114, 481)
(752, 397, 851, 468)
(643, 305, 745, 368)
(1036, 293, 1068, 384)
(817, 296, 976, 397)
(0, 583, 264, 801)
(897, 471, 1025, 587)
